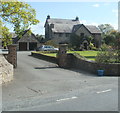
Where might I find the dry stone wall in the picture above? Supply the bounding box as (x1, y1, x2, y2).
(0, 54, 13, 85)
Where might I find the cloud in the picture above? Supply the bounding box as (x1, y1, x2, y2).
(92, 4, 100, 7)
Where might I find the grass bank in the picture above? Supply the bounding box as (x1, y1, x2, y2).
(32, 51, 99, 61)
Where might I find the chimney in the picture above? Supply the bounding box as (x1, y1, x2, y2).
(47, 15, 50, 19)
(75, 16, 79, 21)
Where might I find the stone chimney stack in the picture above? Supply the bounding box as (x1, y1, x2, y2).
(47, 15, 50, 19)
(75, 16, 79, 21)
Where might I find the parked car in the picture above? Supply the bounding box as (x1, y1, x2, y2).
(36, 45, 59, 51)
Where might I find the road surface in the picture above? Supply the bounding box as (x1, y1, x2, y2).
(2, 51, 118, 111)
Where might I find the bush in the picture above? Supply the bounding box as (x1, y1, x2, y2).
(44, 40, 58, 48)
(95, 50, 119, 63)
(89, 42, 97, 50)
(100, 44, 110, 51)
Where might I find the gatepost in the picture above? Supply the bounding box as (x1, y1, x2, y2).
(7, 44, 17, 68)
(58, 44, 68, 68)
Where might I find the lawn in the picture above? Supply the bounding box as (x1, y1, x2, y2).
(68, 51, 99, 61)
(33, 51, 99, 61)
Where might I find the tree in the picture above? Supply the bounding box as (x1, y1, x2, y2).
(98, 24, 114, 34)
(1, 26, 12, 48)
(0, 0, 39, 47)
(36, 34, 44, 42)
(103, 30, 120, 48)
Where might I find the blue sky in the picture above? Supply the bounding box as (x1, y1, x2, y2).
(9, 2, 118, 35)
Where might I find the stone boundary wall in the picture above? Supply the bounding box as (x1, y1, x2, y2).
(0, 54, 13, 85)
(31, 52, 57, 64)
(67, 54, 120, 76)
(31, 52, 120, 76)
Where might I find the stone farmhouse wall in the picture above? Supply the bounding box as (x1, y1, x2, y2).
(0, 55, 13, 85)
(75, 25, 101, 48)
(75, 25, 92, 37)
(52, 33, 70, 44)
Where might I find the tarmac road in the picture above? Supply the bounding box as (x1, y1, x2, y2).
(2, 51, 118, 111)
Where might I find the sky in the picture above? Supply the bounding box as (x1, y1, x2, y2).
(8, 1, 119, 35)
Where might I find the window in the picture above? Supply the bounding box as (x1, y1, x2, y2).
(59, 33, 63, 37)
(81, 33, 84, 37)
(65, 33, 69, 37)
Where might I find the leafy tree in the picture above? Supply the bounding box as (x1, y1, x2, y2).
(1, 25, 12, 48)
(103, 30, 120, 48)
(98, 24, 114, 34)
(36, 34, 44, 42)
(0, 0, 39, 47)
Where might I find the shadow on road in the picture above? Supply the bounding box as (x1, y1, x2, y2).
(34, 66, 59, 69)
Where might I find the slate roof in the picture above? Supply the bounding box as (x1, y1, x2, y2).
(72, 24, 83, 33)
(85, 25, 102, 34)
(46, 18, 80, 33)
(13, 29, 39, 43)
(46, 18, 101, 34)
(47, 18, 80, 25)
(72, 24, 102, 34)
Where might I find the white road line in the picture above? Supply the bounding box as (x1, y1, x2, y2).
(96, 89, 112, 94)
(56, 96, 77, 102)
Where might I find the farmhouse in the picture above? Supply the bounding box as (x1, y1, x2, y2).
(72, 24, 102, 48)
(13, 29, 40, 51)
(44, 15, 102, 48)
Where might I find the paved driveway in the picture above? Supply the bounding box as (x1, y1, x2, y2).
(2, 51, 118, 111)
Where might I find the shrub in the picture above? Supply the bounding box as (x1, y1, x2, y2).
(100, 44, 110, 51)
(95, 50, 119, 63)
(89, 42, 97, 50)
(44, 40, 58, 48)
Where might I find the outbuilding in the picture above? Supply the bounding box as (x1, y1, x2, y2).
(14, 29, 40, 51)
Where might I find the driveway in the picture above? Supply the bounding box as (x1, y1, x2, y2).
(2, 51, 118, 111)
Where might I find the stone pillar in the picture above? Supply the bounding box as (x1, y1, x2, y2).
(27, 42, 29, 51)
(7, 44, 17, 68)
(58, 44, 68, 68)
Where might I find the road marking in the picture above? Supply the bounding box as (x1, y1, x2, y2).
(96, 89, 112, 94)
(56, 96, 77, 102)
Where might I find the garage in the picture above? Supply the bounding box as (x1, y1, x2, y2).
(13, 29, 39, 51)
(29, 42, 37, 50)
(19, 42, 27, 51)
